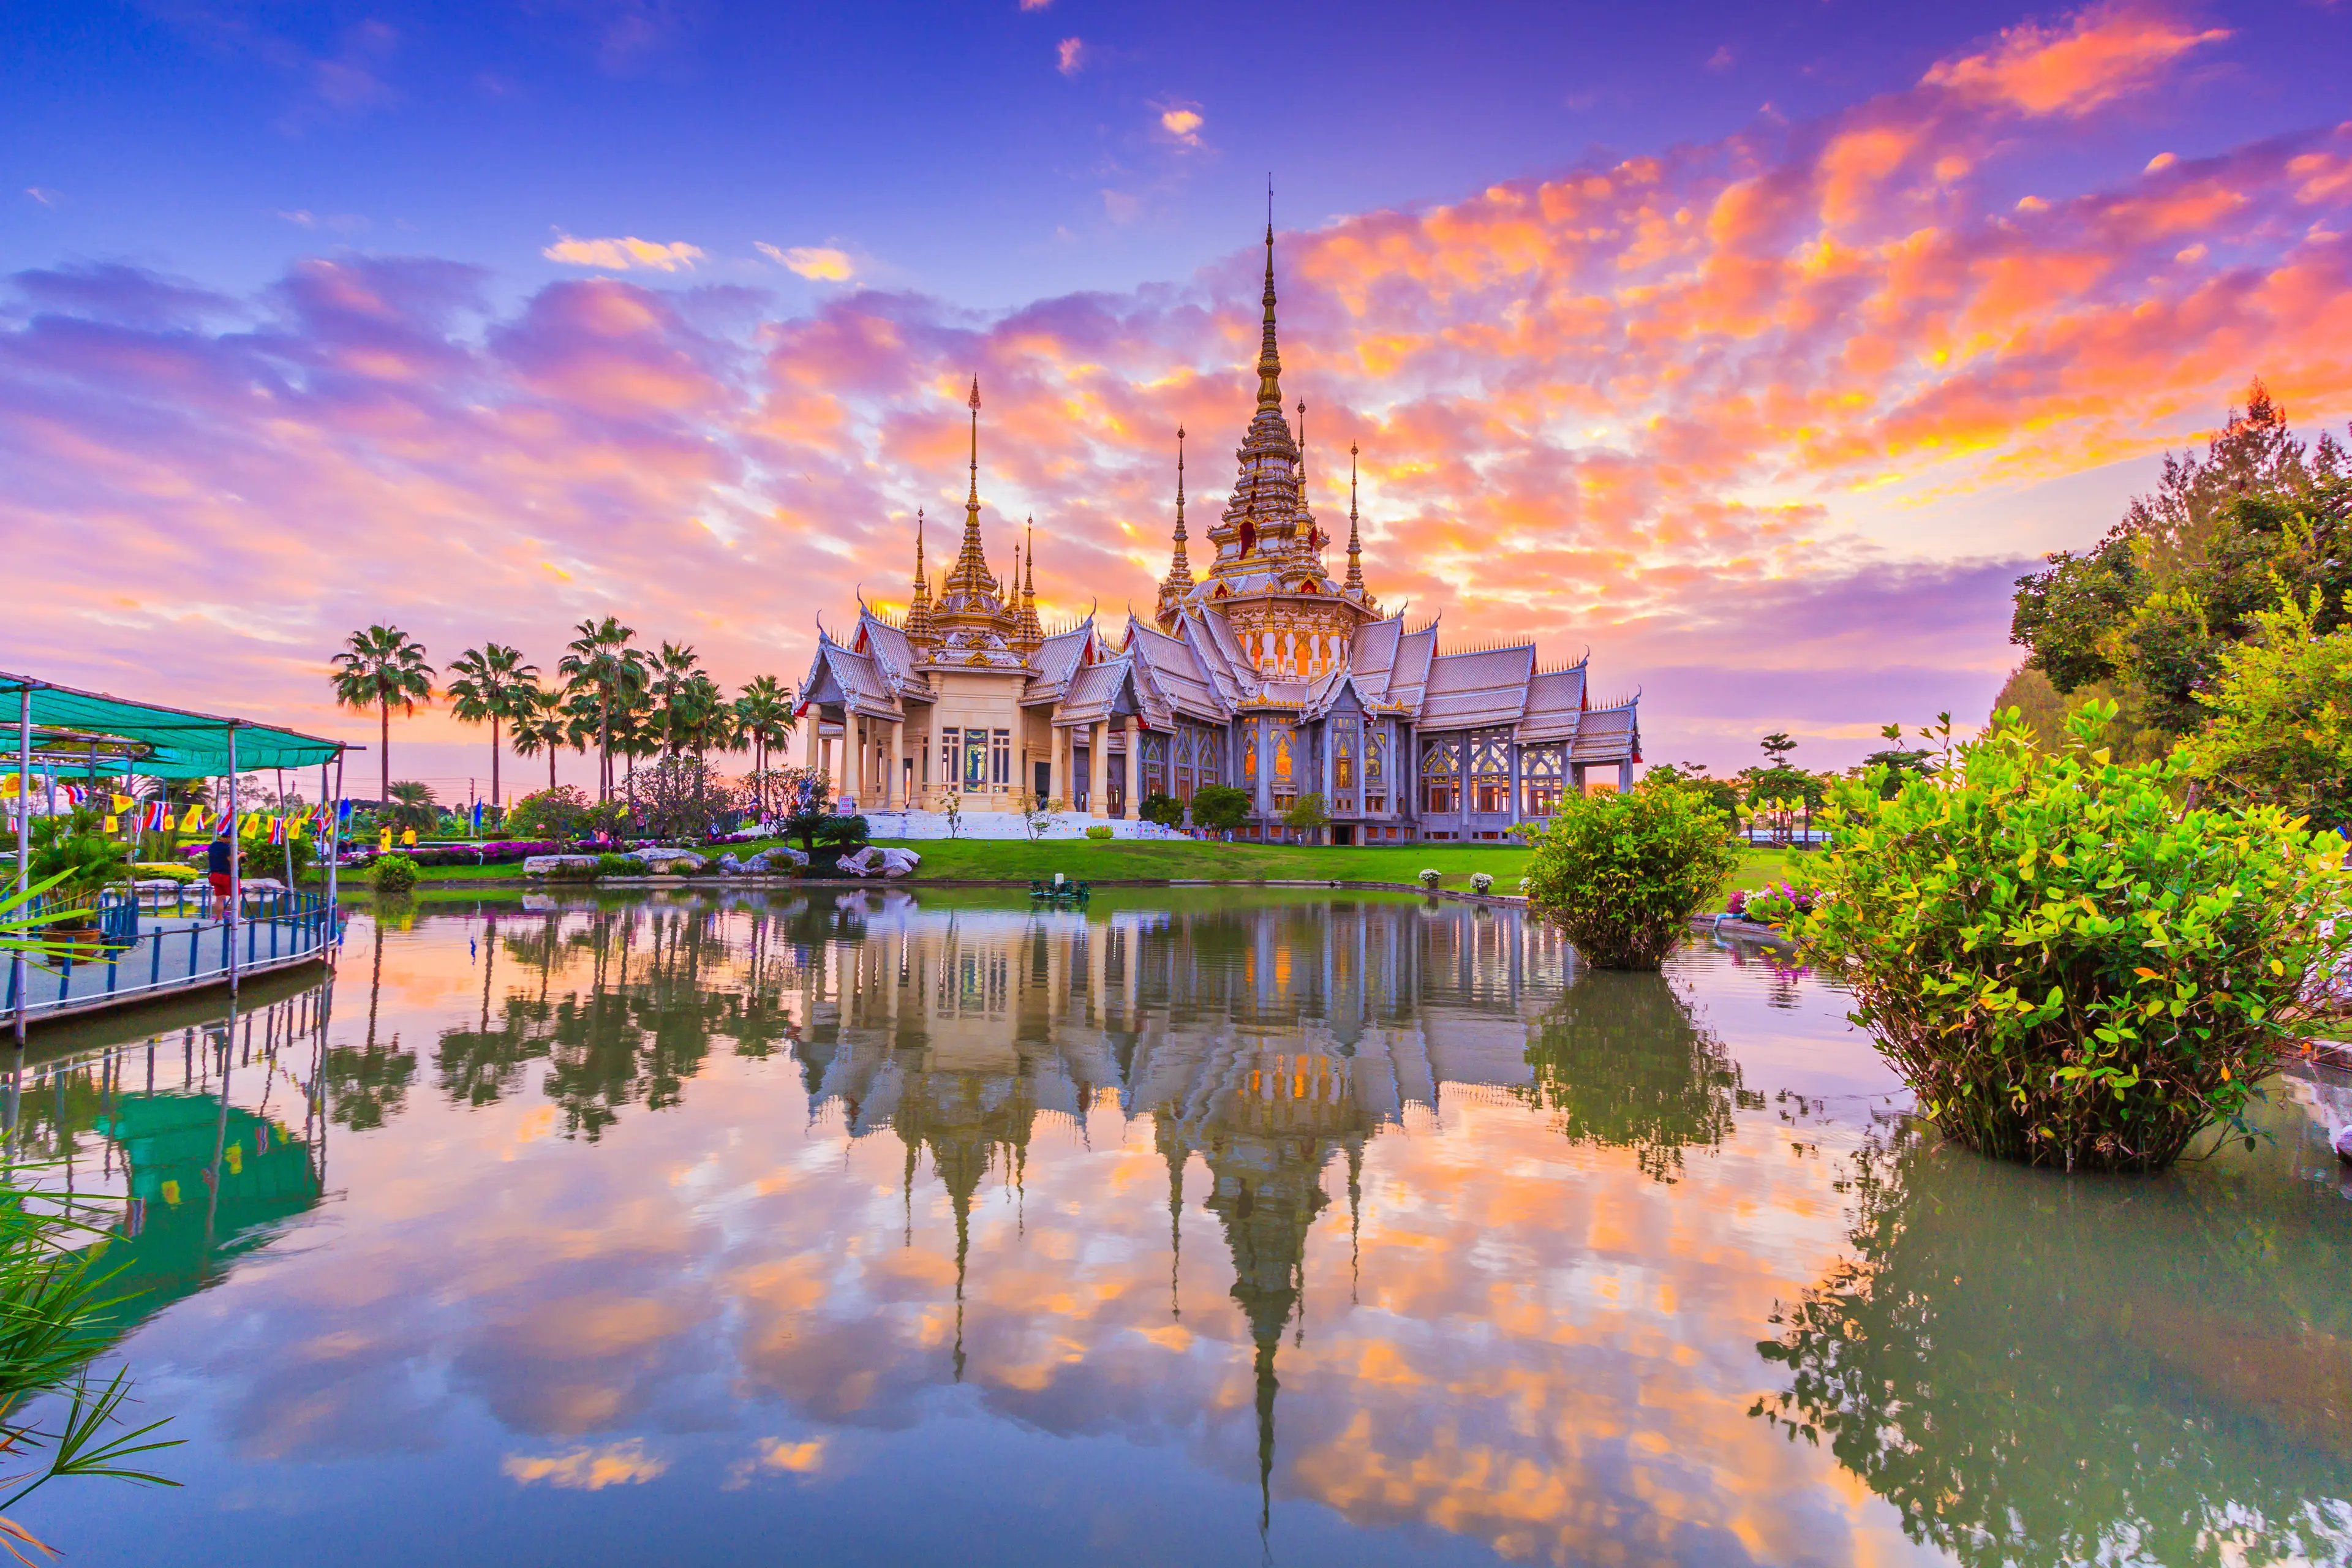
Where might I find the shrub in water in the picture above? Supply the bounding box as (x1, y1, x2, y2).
(368, 855, 417, 894)
(1798, 706, 2352, 1171)
(1517, 779, 1740, 970)
(1418, 869, 1442, 888)
(1084, 824, 1114, 841)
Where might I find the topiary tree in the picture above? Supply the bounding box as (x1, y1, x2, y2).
(368, 854, 417, 894)
(1188, 785, 1250, 839)
(1518, 776, 1740, 970)
(1799, 704, 2352, 1171)
(1282, 791, 1329, 842)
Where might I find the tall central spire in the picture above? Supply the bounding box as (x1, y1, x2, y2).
(1256, 209, 1283, 410)
(1344, 444, 1365, 597)
(940, 374, 1008, 623)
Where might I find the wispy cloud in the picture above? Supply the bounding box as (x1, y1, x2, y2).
(542, 233, 706, 272)
(23, 187, 61, 208)
(756, 243, 855, 282)
(1057, 37, 1085, 76)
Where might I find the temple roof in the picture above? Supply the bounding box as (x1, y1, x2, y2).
(1516, 665, 1589, 742)
(1420, 644, 1537, 730)
(1569, 701, 1640, 763)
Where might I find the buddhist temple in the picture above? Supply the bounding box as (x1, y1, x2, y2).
(795, 222, 1642, 842)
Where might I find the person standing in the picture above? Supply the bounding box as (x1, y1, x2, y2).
(206, 827, 233, 908)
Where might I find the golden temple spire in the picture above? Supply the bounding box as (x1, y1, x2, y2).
(1167, 426, 1193, 586)
(1016, 516, 1044, 646)
(1256, 190, 1283, 410)
(1344, 444, 1365, 597)
(966, 374, 982, 511)
(907, 507, 936, 643)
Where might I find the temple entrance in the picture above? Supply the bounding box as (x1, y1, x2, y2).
(1332, 824, 1354, 845)
(1107, 753, 1126, 818)
(1034, 760, 1050, 801)
(1072, 747, 1090, 812)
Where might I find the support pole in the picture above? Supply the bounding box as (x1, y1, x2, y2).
(226, 725, 241, 995)
(12, 685, 29, 1047)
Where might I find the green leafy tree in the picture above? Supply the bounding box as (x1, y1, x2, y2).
(1798, 704, 2352, 1170)
(1188, 784, 1251, 838)
(329, 624, 435, 806)
(1518, 776, 1740, 970)
(1642, 761, 1738, 821)
(2011, 382, 2351, 733)
(2185, 587, 2352, 831)
(1281, 791, 1329, 840)
(501, 785, 592, 842)
(444, 643, 540, 810)
(557, 616, 647, 802)
(1136, 791, 1183, 829)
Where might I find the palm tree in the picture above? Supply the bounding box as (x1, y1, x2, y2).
(385, 781, 439, 834)
(647, 642, 703, 759)
(734, 676, 797, 817)
(330, 625, 436, 806)
(556, 617, 646, 802)
(509, 687, 574, 796)
(445, 643, 540, 810)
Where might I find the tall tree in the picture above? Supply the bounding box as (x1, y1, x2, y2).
(508, 687, 573, 796)
(647, 641, 704, 758)
(557, 617, 646, 802)
(330, 625, 436, 805)
(734, 675, 797, 816)
(444, 643, 540, 809)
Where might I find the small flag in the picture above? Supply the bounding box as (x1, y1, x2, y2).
(337, 799, 354, 824)
(111, 793, 132, 813)
(104, 814, 119, 834)
(269, 816, 287, 846)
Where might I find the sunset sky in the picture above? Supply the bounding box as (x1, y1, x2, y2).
(6, 0, 2350, 793)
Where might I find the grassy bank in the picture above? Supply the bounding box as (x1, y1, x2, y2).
(383, 838, 1812, 894)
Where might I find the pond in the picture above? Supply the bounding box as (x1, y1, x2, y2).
(19, 889, 2352, 1566)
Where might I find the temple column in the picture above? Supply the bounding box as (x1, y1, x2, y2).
(1618, 758, 1634, 792)
(1571, 762, 1588, 796)
(818, 732, 834, 799)
(1088, 723, 1109, 818)
(1122, 727, 1139, 820)
(887, 720, 903, 810)
(803, 713, 818, 771)
(1509, 744, 1523, 831)
(1048, 725, 1066, 807)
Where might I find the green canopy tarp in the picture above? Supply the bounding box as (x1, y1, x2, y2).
(0, 672, 347, 778)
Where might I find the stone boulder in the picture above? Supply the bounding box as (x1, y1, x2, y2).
(637, 847, 706, 874)
(522, 855, 601, 877)
(837, 845, 921, 879)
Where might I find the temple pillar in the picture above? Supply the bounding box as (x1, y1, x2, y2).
(1618, 758, 1634, 792)
(803, 714, 818, 771)
(1122, 727, 1139, 820)
(1088, 722, 1109, 818)
(1048, 725, 1066, 807)
(888, 720, 903, 810)
(819, 733, 834, 799)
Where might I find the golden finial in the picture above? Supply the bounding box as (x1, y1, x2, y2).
(1344, 443, 1366, 597)
(1256, 193, 1283, 409)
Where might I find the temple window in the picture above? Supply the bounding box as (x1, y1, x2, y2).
(990, 729, 1011, 786)
(1335, 723, 1356, 790)
(1520, 744, 1564, 820)
(940, 728, 959, 787)
(1420, 735, 1461, 815)
(1471, 729, 1511, 814)
(963, 729, 989, 791)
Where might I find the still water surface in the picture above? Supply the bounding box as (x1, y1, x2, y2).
(23, 889, 2352, 1566)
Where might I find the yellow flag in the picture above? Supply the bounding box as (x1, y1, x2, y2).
(104, 814, 119, 834)
(161, 813, 176, 831)
(401, 827, 418, 846)
(111, 794, 132, 812)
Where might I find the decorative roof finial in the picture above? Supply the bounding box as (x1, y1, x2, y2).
(967, 374, 982, 508)
(907, 507, 936, 643)
(1344, 443, 1366, 597)
(1256, 186, 1283, 410)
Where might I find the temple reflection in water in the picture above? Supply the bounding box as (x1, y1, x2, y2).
(786, 892, 1575, 1505)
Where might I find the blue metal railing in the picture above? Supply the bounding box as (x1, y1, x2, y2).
(6, 886, 335, 1019)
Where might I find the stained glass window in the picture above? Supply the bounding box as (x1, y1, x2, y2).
(1420, 735, 1460, 815)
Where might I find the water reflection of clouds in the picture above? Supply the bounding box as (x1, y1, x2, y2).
(64, 894, 2332, 1566)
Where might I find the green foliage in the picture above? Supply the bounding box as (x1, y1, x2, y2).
(368, 854, 418, 894)
(329, 623, 435, 804)
(1798, 705, 2352, 1171)
(594, 853, 647, 878)
(815, 815, 869, 850)
(1642, 762, 1738, 820)
(1518, 778, 1740, 971)
(2185, 587, 2352, 831)
(1515, 971, 1743, 1183)
(1188, 785, 1251, 835)
(1988, 663, 2171, 763)
(1084, 824, 1114, 841)
(383, 782, 438, 834)
(1281, 792, 1329, 834)
(0, 1165, 182, 1530)
(632, 755, 740, 843)
(27, 810, 126, 905)
(503, 785, 592, 842)
(1136, 791, 1183, 829)
(1018, 794, 1061, 842)
(2010, 382, 2351, 734)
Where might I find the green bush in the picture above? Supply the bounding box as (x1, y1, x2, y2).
(1798, 705, 2352, 1171)
(594, 853, 647, 878)
(368, 855, 417, 894)
(1518, 778, 1740, 970)
(503, 785, 592, 842)
(543, 859, 598, 882)
(1189, 785, 1251, 836)
(1084, 824, 1114, 841)
(1137, 791, 1183, 828)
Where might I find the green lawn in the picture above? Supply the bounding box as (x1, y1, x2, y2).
(386, 837, 1815, 895)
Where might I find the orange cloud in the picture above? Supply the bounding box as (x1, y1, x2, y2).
(1921, 2, 2230, 117)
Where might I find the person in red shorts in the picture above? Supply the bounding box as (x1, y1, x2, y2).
(206, 828, 234, 903)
